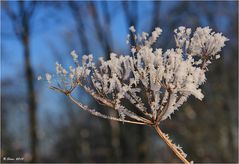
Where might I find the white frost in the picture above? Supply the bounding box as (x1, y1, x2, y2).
(44, 26, 228, 122)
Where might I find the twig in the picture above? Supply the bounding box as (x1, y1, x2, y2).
(154, 125, 190, 164)
(68, 94, 152, 126)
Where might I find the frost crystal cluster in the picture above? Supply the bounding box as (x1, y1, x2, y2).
(42, 26, 228, 125)
(41, 26, 228, 163)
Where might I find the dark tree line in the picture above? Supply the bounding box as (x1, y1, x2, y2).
(2, 1, 38, 162)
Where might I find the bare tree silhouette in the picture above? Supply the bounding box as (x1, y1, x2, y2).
(2, 1, 38, 162)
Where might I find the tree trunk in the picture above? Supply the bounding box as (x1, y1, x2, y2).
(22, 34, 37, 162)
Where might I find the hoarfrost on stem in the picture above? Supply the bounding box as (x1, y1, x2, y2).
(40, 26, 228, 163)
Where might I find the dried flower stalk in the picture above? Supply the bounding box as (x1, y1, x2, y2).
(40, 26, 228, 163)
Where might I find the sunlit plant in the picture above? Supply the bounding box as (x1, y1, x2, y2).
(39, 26, 228, 163)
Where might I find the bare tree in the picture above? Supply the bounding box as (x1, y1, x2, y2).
(68, 1, 90, 55)
(122, 1, 138, 49)
(2, 1, 38, 162)
(87, 2, 122, 160)
(88, 1, 112, 59)
(121, 2, 151, 161)
(150, 1, 161, 32)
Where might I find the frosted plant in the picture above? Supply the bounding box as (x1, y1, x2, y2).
(40, 26, 228, 163)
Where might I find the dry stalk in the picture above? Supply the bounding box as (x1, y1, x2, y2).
(154, 125, 190, 164)
(43, 26, 228, 163)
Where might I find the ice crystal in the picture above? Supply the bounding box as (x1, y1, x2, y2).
(42, 26, 228, 124)
(37, 75, 42, 81)
(45, 73, 52, 83)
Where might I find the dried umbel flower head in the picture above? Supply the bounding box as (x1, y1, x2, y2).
(40, 26, 228, 163)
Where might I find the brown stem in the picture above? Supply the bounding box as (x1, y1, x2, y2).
(156, 91, 171, 122)
(154, 125, 190, 164)
(67, 94, 151, 126)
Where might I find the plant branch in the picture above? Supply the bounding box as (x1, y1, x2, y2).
(154, 125, 190, 164)
(67, 93, 150, 126)
(156, 91, 171, 122)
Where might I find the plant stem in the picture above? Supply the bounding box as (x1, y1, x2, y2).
(154, 125, 190, 164)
